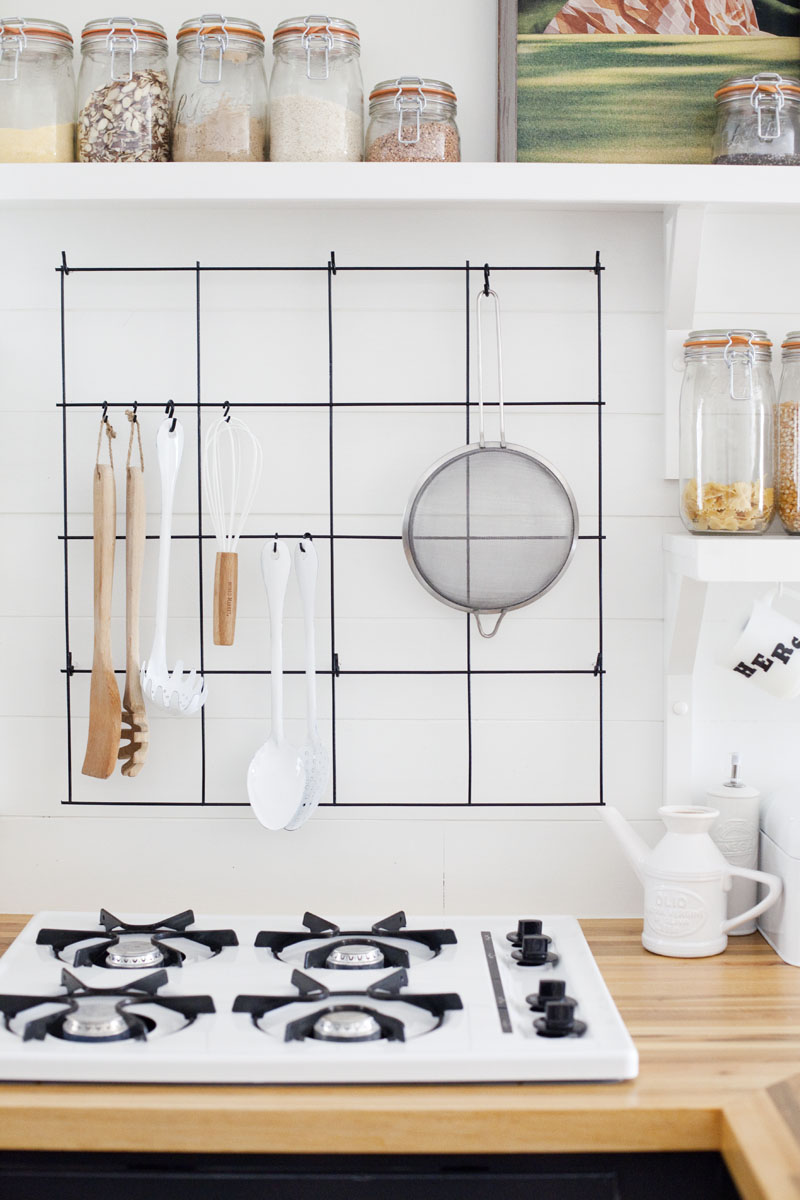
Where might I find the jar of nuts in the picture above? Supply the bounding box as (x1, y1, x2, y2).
(679, 330, 776, 534)
(777, 332, 800, 533)
(366, 77, 460, 162)
(77, 17, 170, 162)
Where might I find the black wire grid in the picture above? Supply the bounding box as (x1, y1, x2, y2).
(58, 250, 605, 809)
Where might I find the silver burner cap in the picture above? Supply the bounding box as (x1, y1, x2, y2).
(105, 936, 165, 970)
(325, 943, 385, 970)
(62, 997, 130, 1042)
(312, 1009, 382, 1043)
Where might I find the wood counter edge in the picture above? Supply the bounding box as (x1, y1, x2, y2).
(1, 916, 800, 1200)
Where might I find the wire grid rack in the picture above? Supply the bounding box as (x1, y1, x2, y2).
(57, 250, 606, 809)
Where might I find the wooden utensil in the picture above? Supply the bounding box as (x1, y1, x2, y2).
(82, 461, 121, 779)
(119, 421, 149, 776)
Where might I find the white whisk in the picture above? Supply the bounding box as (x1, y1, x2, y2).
(203, 408, 263, 646)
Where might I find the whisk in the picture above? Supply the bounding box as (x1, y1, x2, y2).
(203, 407, 263, 646)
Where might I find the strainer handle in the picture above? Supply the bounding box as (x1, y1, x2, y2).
(474, 610, 507, 639)
(475, 287, 505, 449)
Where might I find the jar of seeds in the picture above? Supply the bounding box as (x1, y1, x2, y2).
(679, 330, 775, 534)
(0, 18, 75, 161)
(172, 15, 268, 162)
(366, 77, 460, 162)
(269, 15, 363, 162)
(777, 333, 800, 533)
(77, 17, 170, 162)
(713, 73, 800, 165)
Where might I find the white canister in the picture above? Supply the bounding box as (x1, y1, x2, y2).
(708, 754, 760, 934)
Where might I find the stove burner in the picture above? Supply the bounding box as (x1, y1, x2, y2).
(105, 937, 165, 971)
(61, 996, 133, 1043)
(256, 911, 457, 968)
(312, 1007, 383, 1042)
(36, 909, 238, 971)
(0, 968, 215, 1044)
(325, 943, 385, 971)
(234, 966, 463, 1044)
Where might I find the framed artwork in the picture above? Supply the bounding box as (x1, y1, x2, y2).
(497, 0, 800, 162)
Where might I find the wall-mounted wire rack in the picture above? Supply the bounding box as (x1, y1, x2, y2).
(58, 250, 605, 809)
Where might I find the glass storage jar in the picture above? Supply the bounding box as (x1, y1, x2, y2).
(712, 73, 800, 165)
(679, 330, 775, 534)
(777, 332, 800, 533)
(172, 15, 267, 162)
(269, 14, 362, 162)
(366, 77, 460, 162)
(0, 19, 74, 161)
(77, 17, 170, 162)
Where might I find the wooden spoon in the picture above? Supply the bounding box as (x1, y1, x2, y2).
(81, 464, 121, 779)
(119, 461, 149, 776)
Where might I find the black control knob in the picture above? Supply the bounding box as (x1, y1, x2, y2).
(506, 919, 543, 947)
(534, 998, 587, 1039)
(511, 933, 556, 967)
(526, 978, 573, 1012)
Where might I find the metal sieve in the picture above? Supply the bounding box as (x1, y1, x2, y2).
(402, 287, 579, 639)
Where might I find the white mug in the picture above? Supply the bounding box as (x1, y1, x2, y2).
(726, 587, 800, 699)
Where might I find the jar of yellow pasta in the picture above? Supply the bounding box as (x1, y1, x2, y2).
(679, 330, 775, 534)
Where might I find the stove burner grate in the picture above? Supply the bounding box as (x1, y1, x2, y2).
(36, 909, 238, 970)
(256, 910, 457, 965)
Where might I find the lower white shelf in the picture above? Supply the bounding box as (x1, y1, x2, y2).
(664, 532, 800, 583)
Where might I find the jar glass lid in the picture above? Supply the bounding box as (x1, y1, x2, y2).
(177, 15, 265, 44)
(369, 77, 457, 104)
(714, 73, 800, 102)
(684, 329, 772, 361)
(782, 332, 800, 353)
(0, 17, 72, 44)
(273, 15, 359, 43)
(82, 17, 167, 43)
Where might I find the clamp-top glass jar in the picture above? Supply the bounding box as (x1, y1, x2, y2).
(0, 18, 74, 161)
(777, 333, 800, 533)
(269, 14, 362, 161)
(77, 17, 170, 162)
(712, 73, 800, 165)
(679, 330, 775, 534)
(173, 15, 267, 161)
(366, 77, 460, 162)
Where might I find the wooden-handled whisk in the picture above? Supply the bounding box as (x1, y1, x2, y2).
(203, 406, 263, 646)
(119, 409, 149, 776)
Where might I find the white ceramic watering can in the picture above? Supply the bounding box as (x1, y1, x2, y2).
(603, 805, 782, 958)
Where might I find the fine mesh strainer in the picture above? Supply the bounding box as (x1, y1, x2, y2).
(402, 286, 579, 638)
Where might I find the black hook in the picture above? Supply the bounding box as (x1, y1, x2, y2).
(299, 531, 313, 553)
(222, 400, 231, 423)
(273, 532, 279, 553)
(101, 400, 109, 423)
(131, 400, 138, 423)
(329, 250, 337, 275)
(61, 250, 70, 276)
(165, 399, 176, 433)
(483, 263, 491, 296)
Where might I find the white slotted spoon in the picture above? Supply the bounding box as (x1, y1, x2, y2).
(247, 540, 306, 830)
(141, 417, 207, 717)
(284, 537, 330, 831)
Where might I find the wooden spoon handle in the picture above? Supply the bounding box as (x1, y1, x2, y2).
(93, 464, 116, 660)
(125, 465, 145, 677)
(213, 551, 238, 646)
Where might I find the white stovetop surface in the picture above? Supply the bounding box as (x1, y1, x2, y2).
(0, 912, 638, 1085)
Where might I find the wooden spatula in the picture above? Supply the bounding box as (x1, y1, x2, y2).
(81, 463, 121, 779)
(119, 461, 149, 776)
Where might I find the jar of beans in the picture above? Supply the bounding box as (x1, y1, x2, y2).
(777, 333, 800, 533)
(712, 73, 800, 165)
(366, 77, 460, 162)
(77, 17, 170, 162)
(679, 330, 775, 534)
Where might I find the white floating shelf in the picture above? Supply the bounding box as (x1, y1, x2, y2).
(665, 531, 800, 583)
(0, 161, 799, 210)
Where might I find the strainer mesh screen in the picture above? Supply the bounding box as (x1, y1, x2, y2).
(407, 447, 576, 611)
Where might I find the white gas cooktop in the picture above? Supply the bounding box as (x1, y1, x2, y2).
(0, 910, 638, 1084)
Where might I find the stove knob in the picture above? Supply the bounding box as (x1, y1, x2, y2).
(506, 919, 543, 946)
(512, 933, 552, 966)
(526, 978, 567, 1011)
(534, 999, 587, 1039)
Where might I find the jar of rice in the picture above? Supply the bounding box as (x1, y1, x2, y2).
(366, 77, 460, 162)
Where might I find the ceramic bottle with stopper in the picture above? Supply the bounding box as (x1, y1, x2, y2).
(708, 753, 761, 933)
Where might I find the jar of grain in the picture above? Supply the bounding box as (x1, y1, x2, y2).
(679, 330, 775, 534)
(172, 15, 267, 162)
(0, 19, 74, 161)
(269, 15, 362, 161)
(712, 74, 800, 165)
(366, 77, 460, 162)
(77, 17, 170, 162)
(777, 332, 800, 533)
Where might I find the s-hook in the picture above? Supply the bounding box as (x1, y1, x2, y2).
(222, 400, 231, 423)
(165, 398, 176, 433)
(483, 263, 491, 296)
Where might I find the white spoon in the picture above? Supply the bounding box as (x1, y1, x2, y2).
(247, 540, 306, 830)
(285, 538, 330, 831)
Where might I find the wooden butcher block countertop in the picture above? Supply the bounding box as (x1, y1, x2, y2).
(2, 917, 800, 1199)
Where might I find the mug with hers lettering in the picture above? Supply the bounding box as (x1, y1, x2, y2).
(727, 587, 800, 699)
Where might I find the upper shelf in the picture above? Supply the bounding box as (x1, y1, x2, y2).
(1, 161, 799, 211)
(665, 532, 800, 582)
